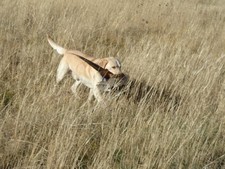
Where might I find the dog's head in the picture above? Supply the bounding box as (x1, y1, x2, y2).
(76, 55, 128, 90)
(98, 57, 122, 75)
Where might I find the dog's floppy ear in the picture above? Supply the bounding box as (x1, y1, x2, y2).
(98, 59, 108, 69)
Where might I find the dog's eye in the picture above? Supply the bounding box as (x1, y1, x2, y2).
(112, 66, 116, 69)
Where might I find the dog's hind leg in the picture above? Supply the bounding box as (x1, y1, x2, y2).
(71, 80, 81, 95)
(56, 59, 69, 83)
(71, 72, 81, 95)
(88, 89, 94, 101)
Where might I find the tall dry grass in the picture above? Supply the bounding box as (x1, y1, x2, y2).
(1, 0, 225, 168)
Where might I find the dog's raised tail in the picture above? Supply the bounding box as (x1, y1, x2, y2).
(47, 35, 66, 55)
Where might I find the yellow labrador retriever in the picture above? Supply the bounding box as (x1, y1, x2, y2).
(47, 36, 124, 102)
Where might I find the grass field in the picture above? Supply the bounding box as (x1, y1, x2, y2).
(1, 0, 225, 168)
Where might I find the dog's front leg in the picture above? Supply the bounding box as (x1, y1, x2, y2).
(93, 87, 102, 102)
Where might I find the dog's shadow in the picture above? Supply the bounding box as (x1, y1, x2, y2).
(113, 78, 182, 111)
